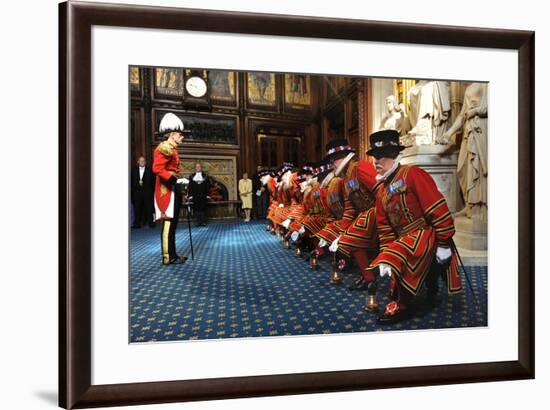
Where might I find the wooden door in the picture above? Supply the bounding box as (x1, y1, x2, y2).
(258, 134, 302, 168)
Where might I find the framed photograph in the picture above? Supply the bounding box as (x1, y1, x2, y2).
(59, 1, 534, 409)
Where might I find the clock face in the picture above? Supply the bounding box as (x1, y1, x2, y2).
(185, 76, 208, 98)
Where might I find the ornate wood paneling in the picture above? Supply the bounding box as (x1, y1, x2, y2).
(152, 108, 240, 146)
(131, 67, 324, 178)
(129, 107, 145, 165)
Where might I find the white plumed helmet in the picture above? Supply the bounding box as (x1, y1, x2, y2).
(159, 112, 184, 135)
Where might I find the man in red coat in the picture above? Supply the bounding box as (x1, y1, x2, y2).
(315, 139, 357, 247)
(294, 161, 334, 254)
(314, 139, 382, 287)
(365, 130, 462, 324)
(260, 168, 277, 232)
(337, 160, 381, 290)
(152, 112, 189, 265)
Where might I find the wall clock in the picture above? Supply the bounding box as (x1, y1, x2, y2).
(185, 75, 208, 98)
(184, 69, 210, 110)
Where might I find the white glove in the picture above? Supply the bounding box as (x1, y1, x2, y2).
(379, 264, 392, 278)
(319, 239, 328, 248)
(176, 178, 189, 185)
(436, 246, 452, 264)
(282, 219, 291, 229)
(299, 226, 305, 234)
(329, 236, 341, 252)
(278, 203, 284, 208)
(290, 231, 300, 242)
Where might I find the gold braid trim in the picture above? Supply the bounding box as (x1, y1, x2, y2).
(162, 220, 171, 263)
(157, 141, 174, 156)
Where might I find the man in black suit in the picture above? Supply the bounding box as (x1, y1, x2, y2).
(131, 156, 155, 228)
(252, 165, 268, 219)
(188, 162, 211, 226)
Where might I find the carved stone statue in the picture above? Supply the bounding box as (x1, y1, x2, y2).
(378, 95, 410, 135)
(403, 80, 451, 146)
(440, 82, 488, 221)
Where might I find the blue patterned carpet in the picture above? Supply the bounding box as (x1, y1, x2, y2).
(130, 220, 487, 343)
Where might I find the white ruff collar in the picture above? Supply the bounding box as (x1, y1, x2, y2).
(376, 154, 403, 182)
(321, 171, 335, 188)
(334, 153, 356, 177)
(193, 172, 204, 182)
(282, 170, 292, 188)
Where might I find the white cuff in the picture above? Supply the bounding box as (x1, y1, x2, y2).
(436, 246, 452, 264)
(282, 219, 291, 229)
(329, 236, 341, 252)
(319, 239, 328, 248)
(176, 178, 189, 185)
(299, 226, 305, 234)
(379, 264, 392, 277)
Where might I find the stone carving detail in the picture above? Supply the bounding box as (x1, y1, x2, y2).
(431, 172, 452, 200)
(378, 95, 409, 135)
(402, 80, 451, 146)
(441, 82, 488, 222)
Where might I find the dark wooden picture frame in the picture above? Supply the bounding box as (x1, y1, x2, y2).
(59, 1, 535, 408)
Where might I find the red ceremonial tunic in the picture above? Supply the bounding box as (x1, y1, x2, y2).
(271, 182, 292, 225)
(288, 182, 315, 232)
(369, 165, 462, 295)
(266, 178, 278, 222)
(152, 140, 180, 220)
(301, 180, 333, 235)
(338, 160, 381, 257)
(284, 173, 304, 225)
(288, 179, 312, 232)
(316, 160, 367, 243)
(315, 174, 345, 242)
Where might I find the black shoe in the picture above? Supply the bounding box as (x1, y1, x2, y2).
(169, 256, 187, 265)
(148, 223, 156, 228)
(348, 276, 367, 291)
(377, 301, 410, 325)
(131, 225, 141, 229)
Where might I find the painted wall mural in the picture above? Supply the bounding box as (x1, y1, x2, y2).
(247, 72, 276, 107)
(209, 70, 236, 104)
(155, 68, 184, 97)
(284, 74, 311, 108)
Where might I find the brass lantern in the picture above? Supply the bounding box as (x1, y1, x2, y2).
(365, 283, 379, 312)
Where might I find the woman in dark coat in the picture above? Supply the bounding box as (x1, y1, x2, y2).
(188, 162, 211, 226)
